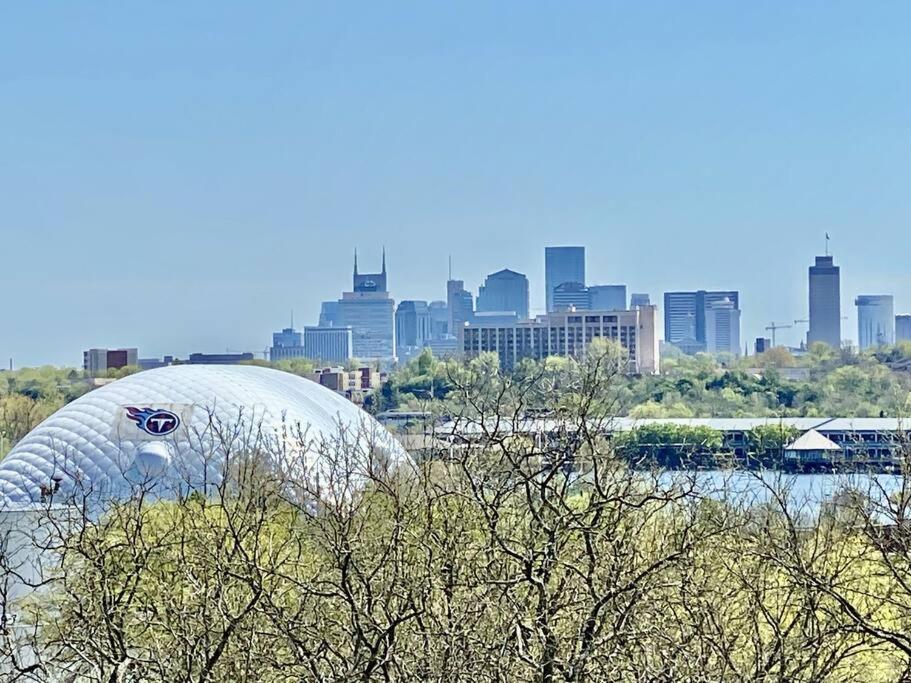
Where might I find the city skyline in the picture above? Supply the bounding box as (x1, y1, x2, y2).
(5, 7, 911, 673)
(105, 243, 911, 366)
(2, 3, 911, 366)
(5, 240, 911, 367)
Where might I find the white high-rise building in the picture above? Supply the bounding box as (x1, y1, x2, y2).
(303, 326, 353, 363)
(704, 298, 741, 356)
(856, 295, 894, 349)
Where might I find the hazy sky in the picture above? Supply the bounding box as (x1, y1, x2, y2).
(2, 2, 909, 366)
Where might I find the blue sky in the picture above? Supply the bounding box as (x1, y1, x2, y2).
(1, 2, 909, 366)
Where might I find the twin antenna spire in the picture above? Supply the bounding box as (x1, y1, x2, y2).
(353, 247, 386, 275)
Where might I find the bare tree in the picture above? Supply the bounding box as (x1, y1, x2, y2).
(1, 352, 910, 681)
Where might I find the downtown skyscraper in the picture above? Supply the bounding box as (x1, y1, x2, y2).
(395, 300, 432, 361)
(807, 255, 841, 348)
(704, 298, 741, 356)
(545, 246, 585, 313)
(335, 251, 395, 360)
(663, 290, 740, 353)
(856, 295, 894, 350)
(476, 269, 530, 320)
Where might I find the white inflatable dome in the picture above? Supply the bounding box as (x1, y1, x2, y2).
(0, 365, 407, 504)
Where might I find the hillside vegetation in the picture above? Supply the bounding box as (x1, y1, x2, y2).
(368, 342, 911, 419)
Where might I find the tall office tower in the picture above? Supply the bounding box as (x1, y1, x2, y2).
(303, 326, 353, 362)
(704, 298, 741, 356)
(319, 301, 341, 327)
(698, 291, 739, 341)
(337, 292, 395, 360)
(476, 269, 530, 320)
(428, 300, 449, 339)
(336, 251, 395, 360)
(897, 315, 911, 343)
(395, 300, 432, 361)
(447, 279, 474, 336)
(856, 295, 894, 349)
(663, 292, 699, 346)
(808, 255, 841, 348)
(630, 293, 651, 308)
(589, 285, 627, 311)
(545, 246, 585, 312)
(552, 282, 590, 311)
(270, 327, 306, 361)
(663, 290, 740, 353)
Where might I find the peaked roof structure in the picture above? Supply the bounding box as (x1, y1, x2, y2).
(785, 429, 842, 452)
(488, 268, 525, 278)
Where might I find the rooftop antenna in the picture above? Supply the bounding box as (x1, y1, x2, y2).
(353, 248, 358, 276)
(825, 232, 830, 256)
(290, 309, 294, 329)
(382, 246, 386, 274)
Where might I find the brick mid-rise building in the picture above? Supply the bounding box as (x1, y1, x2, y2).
(463, 306, 659, 374)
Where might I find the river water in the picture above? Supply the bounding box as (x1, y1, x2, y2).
(656, 470, 906, 516)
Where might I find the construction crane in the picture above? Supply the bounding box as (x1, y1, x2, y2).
(792, 319, 810, 350)
(765, 322, 792, 348)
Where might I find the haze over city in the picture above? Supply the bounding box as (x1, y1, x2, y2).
(7, 5, 911, 677)
(2, 3, 909, 366)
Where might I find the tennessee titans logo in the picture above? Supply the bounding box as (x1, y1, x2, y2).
(126, 407, 180, 436)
